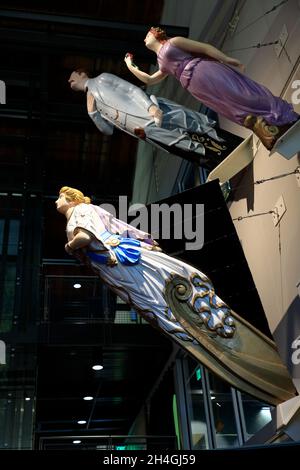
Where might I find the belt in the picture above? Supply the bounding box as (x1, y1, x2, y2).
(87, 231, 141, 266)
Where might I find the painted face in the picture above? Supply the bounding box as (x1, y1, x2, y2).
(68, 71, 88, 91)
(55, 193, 72, 213)
(144, 31, 156, 48)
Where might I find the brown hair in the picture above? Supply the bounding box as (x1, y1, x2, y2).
(149, 26, 168, 43)
(74, 67, 91, 77)
(59, 186, 91, 204)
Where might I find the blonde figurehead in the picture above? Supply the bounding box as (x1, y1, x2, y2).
(59, 186, 91, 204)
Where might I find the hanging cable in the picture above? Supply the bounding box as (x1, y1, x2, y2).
(230, 167, 299, 191)
(232, 0, 289, 38)
(179, 167, 299, 223)
(142, 166, 299, 241)
(225, 40, 279, 53)
(232, 210, 275, 222)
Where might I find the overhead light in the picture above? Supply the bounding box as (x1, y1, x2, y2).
(260, 407, 271, 416)
(83, 396, 93, 401)
(216, 402, 221, 407)
(73, 440, 81, 444)
(211, 396, 216, 400)
(92, 347, 103, 371)
(25, 397, 31, 402)
(77, 420, 87, 425)
(73, 283, 81, 289)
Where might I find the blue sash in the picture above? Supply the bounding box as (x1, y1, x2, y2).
(87, 231, 141, 266)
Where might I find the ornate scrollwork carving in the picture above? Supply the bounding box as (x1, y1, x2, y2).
(164, 273, 236, 339)
(162, 273, 296, 405)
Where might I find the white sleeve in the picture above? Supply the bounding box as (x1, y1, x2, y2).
(72, 204, 105, 240)
(88, 110, 114, 135)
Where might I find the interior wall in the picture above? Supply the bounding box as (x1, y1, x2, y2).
(219, 0, 300, 134)
(222, 0, 300, 389)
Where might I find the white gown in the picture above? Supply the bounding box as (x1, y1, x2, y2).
(66, 203, 233, 343)
(65, 203, 297, 405)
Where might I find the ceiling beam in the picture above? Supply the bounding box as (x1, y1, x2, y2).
(0, 10, 189, 58)
(0, 9, 187, 34)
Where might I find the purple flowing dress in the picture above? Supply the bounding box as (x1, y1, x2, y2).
(157, 41, 298, 127)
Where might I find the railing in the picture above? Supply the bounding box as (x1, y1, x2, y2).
(38, 434, 178, 450)
(42, 273, 148, 325)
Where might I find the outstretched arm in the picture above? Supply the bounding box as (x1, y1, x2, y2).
(170, 37, 245, 71)
(124, 54, 168, 85)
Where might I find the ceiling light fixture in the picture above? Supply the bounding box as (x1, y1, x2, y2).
(92, 346, 104, 371)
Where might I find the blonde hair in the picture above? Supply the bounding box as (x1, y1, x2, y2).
(59, 186, 91, 204)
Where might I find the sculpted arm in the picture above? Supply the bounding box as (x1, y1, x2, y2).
(124, 55, 167, 85)
(87, 93, 114, 135)
(171, 37, 245, 71)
